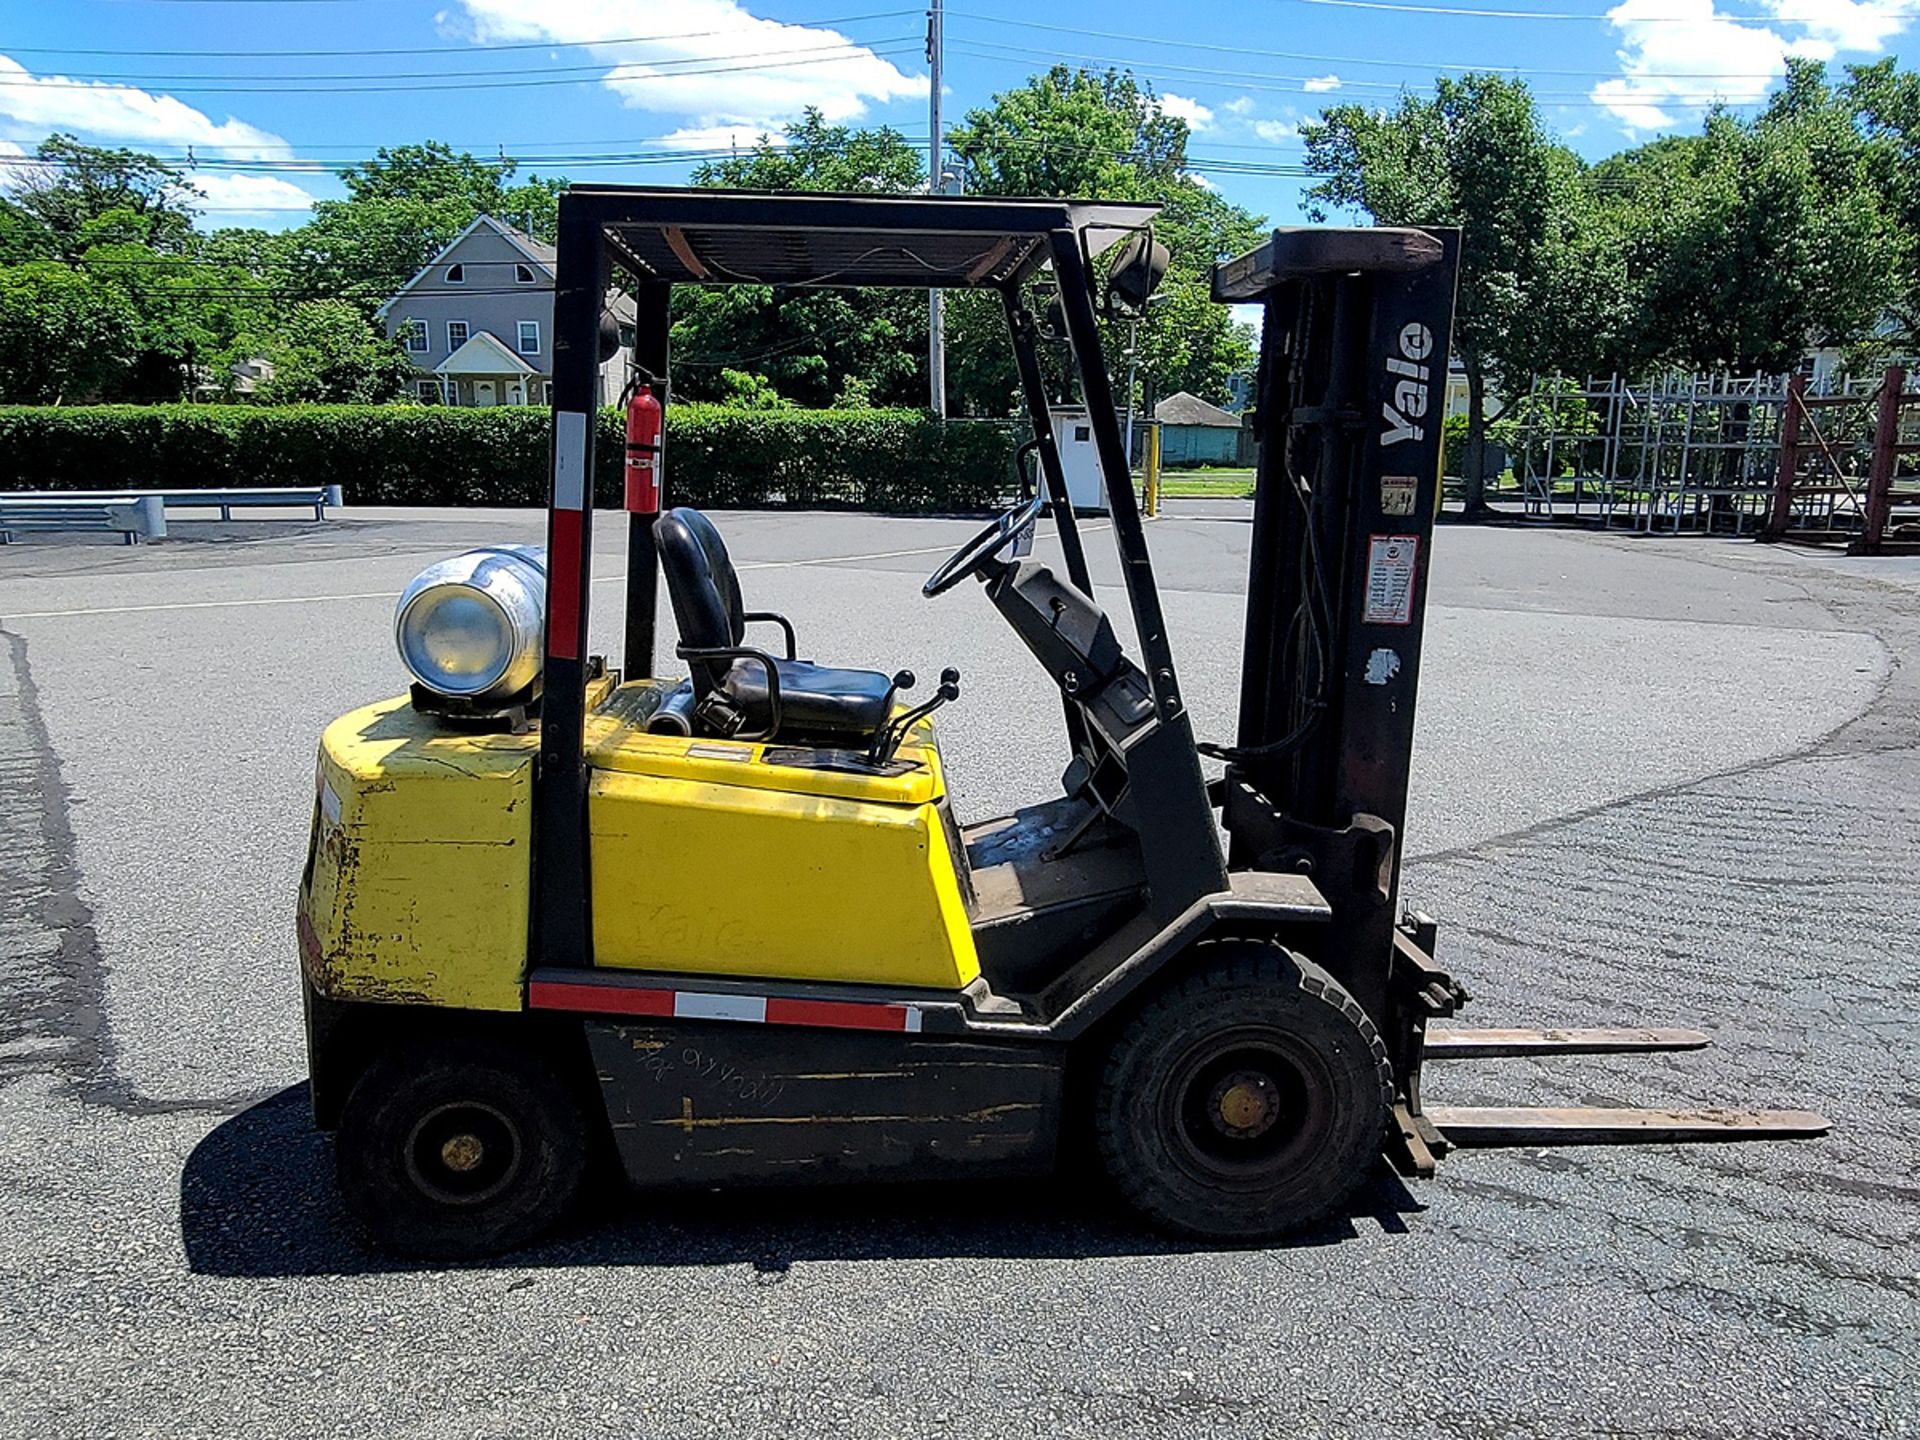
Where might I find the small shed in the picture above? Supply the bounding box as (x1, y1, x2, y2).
(1155, 392, 1244, 467)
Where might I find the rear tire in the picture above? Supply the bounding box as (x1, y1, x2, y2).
(335, 1038, 588, 1259)
(1094, 943, 1392, 1240)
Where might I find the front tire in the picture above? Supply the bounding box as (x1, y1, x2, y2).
(335, 1038, 588, 1259)
(1095, 943, 1392, 1240)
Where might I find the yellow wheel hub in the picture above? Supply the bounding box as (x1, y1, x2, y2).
(440, 1133, 485, 1172)
(1210, 1070, 1281, 1139)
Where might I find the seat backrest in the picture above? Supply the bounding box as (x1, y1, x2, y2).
(655, 507, 745, 694)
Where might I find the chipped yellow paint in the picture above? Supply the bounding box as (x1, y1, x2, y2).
(299, 694, 540, 1011)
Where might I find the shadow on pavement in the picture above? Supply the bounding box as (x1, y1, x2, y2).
(181, 1083, 1425, 1277)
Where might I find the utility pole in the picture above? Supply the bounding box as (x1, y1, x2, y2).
(927, 0, 947, 417)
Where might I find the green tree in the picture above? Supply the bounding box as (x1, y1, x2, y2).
(79, 242, 273, 400)
(691, 109, 924, 193)
(679, 111, 930, 407)
(950, 67, 1260, 416)
(245, 299, 414, 403)
(1843, 58, 1920, 348)
(1304, 74, 1574, 512)
(0, 197, 56, 265)
(0, 261, 139, 402)
(338, 141, 565, 236)
(283, 142, 566, 312)
(1596, 62, 1903, 374)
(949, 67, 1186, 197)
(7, 134, 200, 259)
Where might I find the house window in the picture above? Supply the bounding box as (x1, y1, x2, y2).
(516, 320, 540, 355)
(514, 263, 536, 283)
(398, 318, 428, 353)
(415, 380, 442, 404)
(444, 263, 466, 283)
(446, 320, 469, 351)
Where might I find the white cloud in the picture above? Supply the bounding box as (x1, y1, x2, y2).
(1764, 0, 1911, 57)
(188, 171, 320, 217)
(1253, 118, 1304, 146)
(1159, 92, 1214, 131)
(0, 54, 292, 159)
(1591, 0, 1913, 132)
(1303, 74, 1342, 93)
(453, 0, 925, 135)
(1223, 95, 1257, 117)
(652, 123, 789, 152)
(1191, 172, 1220, 191)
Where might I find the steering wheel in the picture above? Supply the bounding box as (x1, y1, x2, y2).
(923, 493, 1045, 598)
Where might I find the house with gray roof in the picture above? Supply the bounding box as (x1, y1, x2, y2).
(1154, 390, 1247, 467)
(376, 215, 633, 408)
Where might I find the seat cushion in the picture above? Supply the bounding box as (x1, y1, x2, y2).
(723, 657, 893, 740)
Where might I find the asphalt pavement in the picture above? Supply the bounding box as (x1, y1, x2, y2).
(0, 501, 1914, 1438)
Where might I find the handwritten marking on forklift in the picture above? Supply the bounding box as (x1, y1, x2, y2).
(1363, 535, 1419, 626)
(1380, 322, 1435, 447)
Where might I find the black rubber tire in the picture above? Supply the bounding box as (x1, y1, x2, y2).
(1094, 942, 1393, 1241)
(335, 1039, 588, 1259)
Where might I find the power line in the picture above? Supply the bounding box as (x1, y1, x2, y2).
(946, 9, 1803, 80)
(0, 9, 920, 56)
(1289, 0, 1920, 19)
(949, 42, 1815, 106)
(0, 45, 925, 95)
(5, 36, 923, 86)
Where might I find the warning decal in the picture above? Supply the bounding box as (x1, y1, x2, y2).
(1363, 534, 1419, 626)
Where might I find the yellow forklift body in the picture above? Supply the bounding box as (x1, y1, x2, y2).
(584, 697, 979, 987)
(301, 685, 976, 1008)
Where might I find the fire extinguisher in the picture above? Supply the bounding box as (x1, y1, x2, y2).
(624, 381, 663, 515)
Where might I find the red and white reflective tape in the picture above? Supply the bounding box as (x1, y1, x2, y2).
(528, 978, 924, 1034)
(545, 409, 591, 660)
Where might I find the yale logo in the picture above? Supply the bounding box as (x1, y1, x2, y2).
(1381, 321, 1435, 447)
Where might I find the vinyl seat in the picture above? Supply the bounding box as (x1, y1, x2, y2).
(654, 506, 895, 743)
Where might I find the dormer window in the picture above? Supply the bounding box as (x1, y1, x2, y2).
(444, 263, 466, 283)
(514, 263, 536, 284)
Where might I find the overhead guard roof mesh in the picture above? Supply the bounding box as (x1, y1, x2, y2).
(569, 188, 1161, 289)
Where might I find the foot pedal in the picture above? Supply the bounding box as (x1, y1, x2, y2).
(1425, 1106, 1830, 1148)
(1424, 1027, 1709, 1060)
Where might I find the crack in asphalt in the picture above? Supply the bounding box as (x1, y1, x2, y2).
(0, 626, 282, 1119)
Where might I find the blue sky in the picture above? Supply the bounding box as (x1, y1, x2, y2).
(1, 0, 1915, 232)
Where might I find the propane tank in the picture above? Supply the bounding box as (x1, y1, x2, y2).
(393, 544, 546, 703)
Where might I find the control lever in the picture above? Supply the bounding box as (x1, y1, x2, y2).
(868, 667, 961, 764)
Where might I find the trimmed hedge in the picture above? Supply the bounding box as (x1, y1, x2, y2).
(0, 404, 1016, 514)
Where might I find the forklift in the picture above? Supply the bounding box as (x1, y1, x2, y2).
(298, 187, 1825, 1257)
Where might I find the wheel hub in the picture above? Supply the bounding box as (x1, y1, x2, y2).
(440, 1133, 485, 1172)
(1208, 1069, 1282, 1140)
(405, 1100, 521, 1206)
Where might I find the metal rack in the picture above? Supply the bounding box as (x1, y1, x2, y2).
(1503, 372, 1814, 534)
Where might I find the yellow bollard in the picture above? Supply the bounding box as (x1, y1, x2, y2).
(1145, 423, 1162, 518)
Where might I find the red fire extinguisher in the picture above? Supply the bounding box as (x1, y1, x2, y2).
(624, 383, 663, 514)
